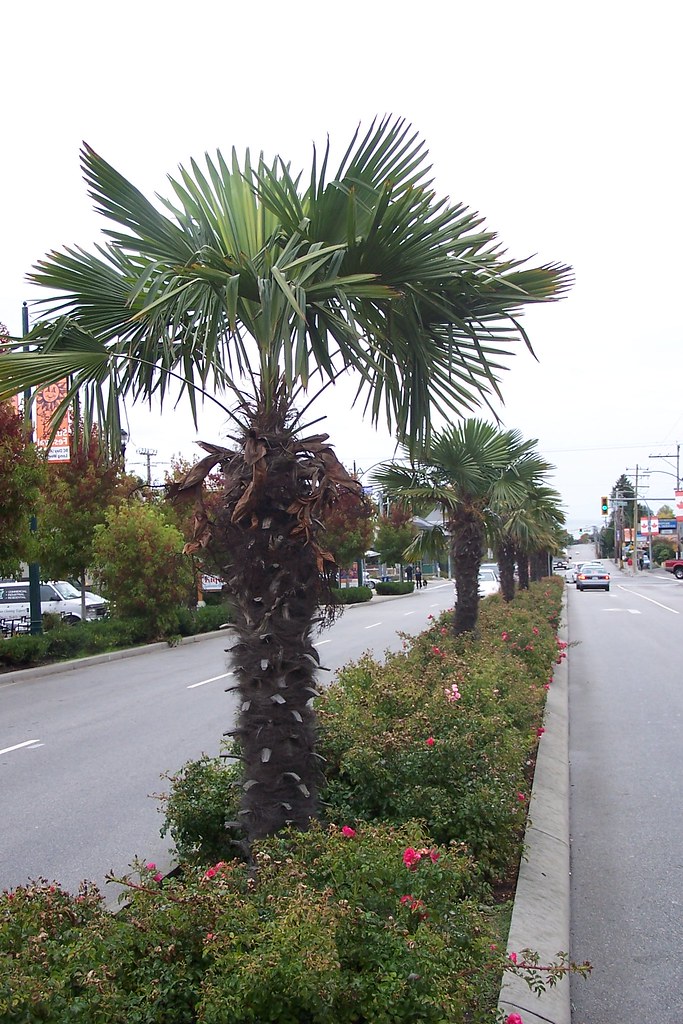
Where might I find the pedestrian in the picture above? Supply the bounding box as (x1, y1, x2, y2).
(406, 564, 413, 582)
(414, 565, 422, 588)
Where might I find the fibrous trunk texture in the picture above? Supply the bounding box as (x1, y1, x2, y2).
(515, 548, 530, 590)
(496, 541, 516, 602)
(171, 387, 361, 847)
(450, 509, 484, 635)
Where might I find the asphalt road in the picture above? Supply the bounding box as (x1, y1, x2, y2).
(1, 581, 455, 903)
(568, 556, 683, 1022)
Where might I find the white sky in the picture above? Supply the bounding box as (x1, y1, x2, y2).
(3, 0, 682, 533)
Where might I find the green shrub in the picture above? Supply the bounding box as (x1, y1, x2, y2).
(373, 580, 414, 595)
(330, 585, 373, 605)
(0, 824, 502, 1024)
(0, 632, 50, 668)
(160, 756, 242, 866)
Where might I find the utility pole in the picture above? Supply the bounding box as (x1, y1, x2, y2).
(626, 465, 650, 575)
(648, 444, 680, 558)
(137, 448, 158, 486)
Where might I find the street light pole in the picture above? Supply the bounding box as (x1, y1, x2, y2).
(646, 451, 681, 558)
(22, 302, 43, 636)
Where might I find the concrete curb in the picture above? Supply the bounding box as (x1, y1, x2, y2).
(0, 629, 228, 686)
(498, 590, 570, 1024)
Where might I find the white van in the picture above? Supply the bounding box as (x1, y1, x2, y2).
(0, 580, 108, 625)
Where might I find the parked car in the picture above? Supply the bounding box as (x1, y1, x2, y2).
(576, 566, 610, 592)
(0, 580, 108, 624)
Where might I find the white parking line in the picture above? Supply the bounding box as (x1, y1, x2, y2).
(0, 739, 41, 756)
(187, 672, 232, 689)
(616, 586, 679, 614)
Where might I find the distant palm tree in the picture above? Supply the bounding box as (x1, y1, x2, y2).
(372, 420, 543, 635)
(0, 118, 572, 844)
(488, 455, 558, 601)
(510, 484, 566, 588)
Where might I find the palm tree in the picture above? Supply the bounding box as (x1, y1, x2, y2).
(0, 117, 572, 844)
(488, 454, 557, 601)
(511, 484, 566, 587)
(372, 420, 542, 635)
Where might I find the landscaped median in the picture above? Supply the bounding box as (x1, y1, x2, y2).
(0, 577, 588, 1023)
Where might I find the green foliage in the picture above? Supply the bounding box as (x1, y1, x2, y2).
(0, 824, 501, 1024)
(1, 580, 570, 1020)
(374, 512, 416, 568)
(373, 581, 415, 595)
(92, 503, 195, 636)
(161, 580, 563, 885)
(321, 490, 375, 571)
(0, 400, 45, 577)
(34, 432, 123, 584)
(330, 585, 373, 604)
(0, 605, 232, 671)
(160, 756, 243, 866)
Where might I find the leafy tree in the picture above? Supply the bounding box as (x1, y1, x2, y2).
(0, 118, 571, 844)
(0, 397, 45, 578)
(35, 431, 124, 614)
(374, 506, 417, 576)
(92, 502, 195, 636)
(373, 420, 542, 635)
(320, 488, 375, 583)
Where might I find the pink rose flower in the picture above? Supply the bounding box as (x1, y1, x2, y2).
(508, 951, 518, 964)
(537, 727, 545, 737)
(501, 631, 509, 641)
(425, 736, 435, 747)
(341, 825, 356, 838)
(403, 847, 422, 869)
(532, 626, 539, 635)
(506, 1014, 524, 1024)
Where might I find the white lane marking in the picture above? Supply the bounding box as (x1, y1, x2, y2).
(314, 639, 332, 647)
(603, 609, 642, 614)
(403, 611, 416, 616)
(364, 622, 382, 630)
(616, 586, 679, 615)
(187, 672, 232, 690)
(0, 739, 41, 756)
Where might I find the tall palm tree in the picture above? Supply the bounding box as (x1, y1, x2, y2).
(372, 420, 541, 635)
(0, 118, 572, 844)
(488, 454, 556, 601)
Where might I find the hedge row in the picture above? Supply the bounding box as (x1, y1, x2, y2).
(0, 579, 567, 1022)
(0, 603, 232, 670)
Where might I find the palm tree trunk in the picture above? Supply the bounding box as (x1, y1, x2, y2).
(450, 509, 484, 635)
(516, 547, 530, 590)
(173, 387, 358, 847)
(496, 541, 516, 602)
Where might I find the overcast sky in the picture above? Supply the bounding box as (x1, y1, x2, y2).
(3, 0, 681, 533)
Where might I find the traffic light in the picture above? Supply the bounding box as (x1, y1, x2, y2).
(601, 496, 609, 515)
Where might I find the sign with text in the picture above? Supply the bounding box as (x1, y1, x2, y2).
(658, 518, 678, 535)
(34, 381, 71, 462)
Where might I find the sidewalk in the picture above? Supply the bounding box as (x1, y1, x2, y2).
(498, 590, 570, 1024)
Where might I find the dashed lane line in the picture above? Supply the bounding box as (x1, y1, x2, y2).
(187, 672, 233, 690)
(616, 585, 679, 615)
(0, 739, 42, 756)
